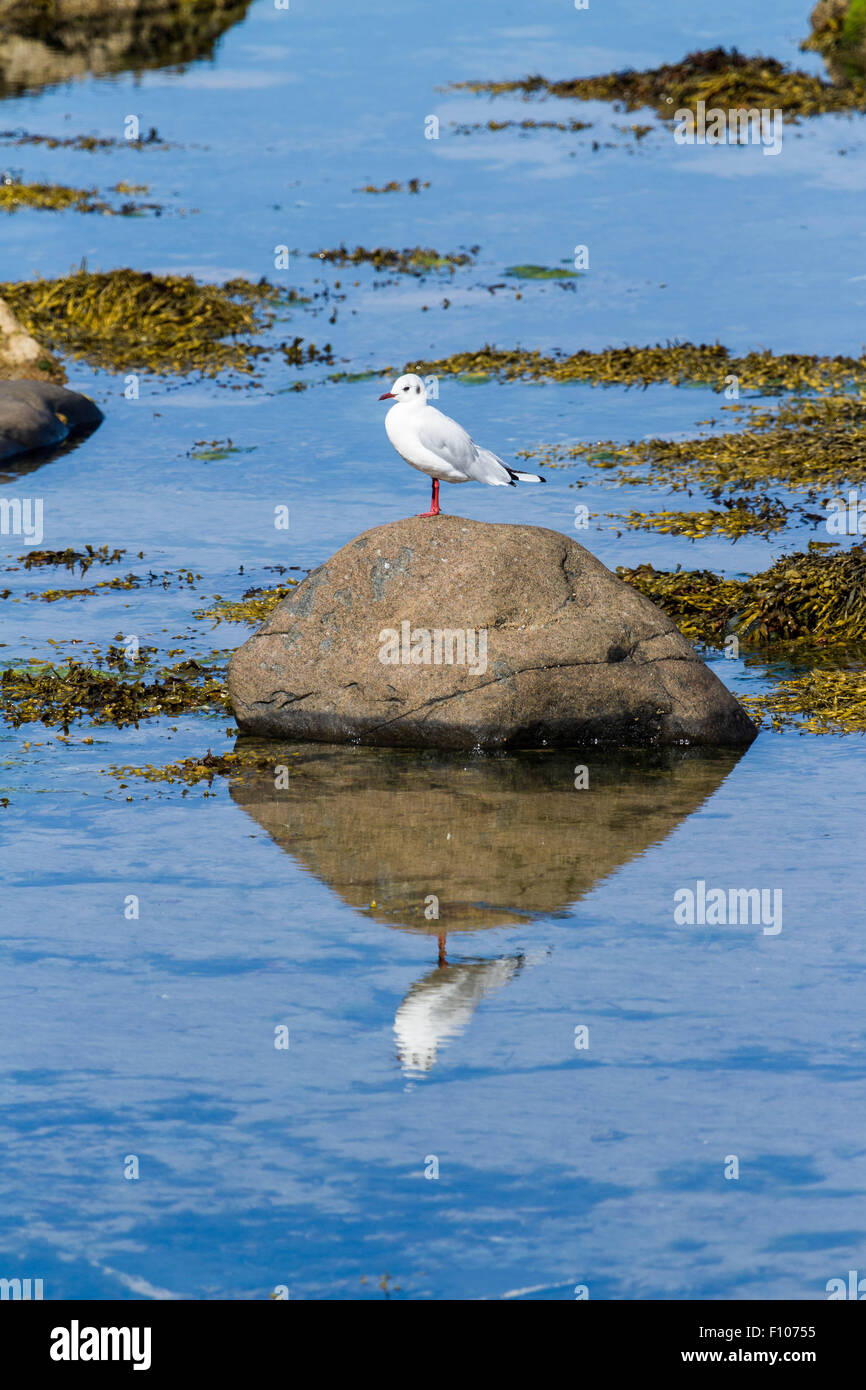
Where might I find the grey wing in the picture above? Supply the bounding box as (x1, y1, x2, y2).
(416, 408, 512, 486)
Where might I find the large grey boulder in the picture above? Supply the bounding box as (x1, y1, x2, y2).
(228, 517, 757, 750)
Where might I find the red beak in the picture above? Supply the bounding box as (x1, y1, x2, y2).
(378, 391, 395, 400)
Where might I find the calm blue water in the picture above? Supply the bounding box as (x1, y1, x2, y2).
(1, 0, 865, 1300)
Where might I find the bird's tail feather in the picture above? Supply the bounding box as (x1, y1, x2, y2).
(507, 467, 545, 484)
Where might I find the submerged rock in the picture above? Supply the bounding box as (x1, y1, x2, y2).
(228, 518, 757, 749)
(0, 379, 103, 461)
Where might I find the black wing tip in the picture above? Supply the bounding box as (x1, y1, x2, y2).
(507, 468, 545, 484)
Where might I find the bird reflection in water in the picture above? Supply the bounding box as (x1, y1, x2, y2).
(230, 742, 746, 1074)
(394, 946, 533, 1075)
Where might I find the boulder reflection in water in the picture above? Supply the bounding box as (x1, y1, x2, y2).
(230, 742, 746, 1072)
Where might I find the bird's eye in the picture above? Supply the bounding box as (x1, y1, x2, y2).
(403, 385, 410, 391)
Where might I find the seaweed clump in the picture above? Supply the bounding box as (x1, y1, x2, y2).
(0, 657, 228, 730)
(538, 394, 866, 496)
(620, 544, 866, 733)
(0, 178, 160, 215)
(197, 580, 298, 625)
(741, 668, 866, 735)
(314, 245, 478, 275)
(619, 543, 866, 648)
(505, 264, 579, 280)
(619, 565, 748, 647)
(613, 496, 790, 541)
(0, 127, 166, 150)
(402, 344, 866, 395)
(356, 179, 430, 193)
(111, 747, 278, 787)
(453, 118, 593, 134)
(0, 270, 323, 377)
(451, 47, 866, 119)
(16, 544, 127, 573)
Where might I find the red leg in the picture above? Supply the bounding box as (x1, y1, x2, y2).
(417, 478, 440, 517)
(437, 933, 447, 968)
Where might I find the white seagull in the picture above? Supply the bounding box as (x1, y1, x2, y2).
(378, 372, 545, 516)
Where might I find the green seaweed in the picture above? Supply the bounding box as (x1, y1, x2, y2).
(842, 0, 866, 46)
(313, 245, 478, 275)
(505, 264, 579, 280)
(803, 0, 866, 81)
(187, 439, 257, 462)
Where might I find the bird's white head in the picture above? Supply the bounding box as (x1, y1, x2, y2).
(378, 372, 427, 407)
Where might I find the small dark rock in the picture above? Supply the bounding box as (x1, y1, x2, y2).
(0, 380, 103, 460)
